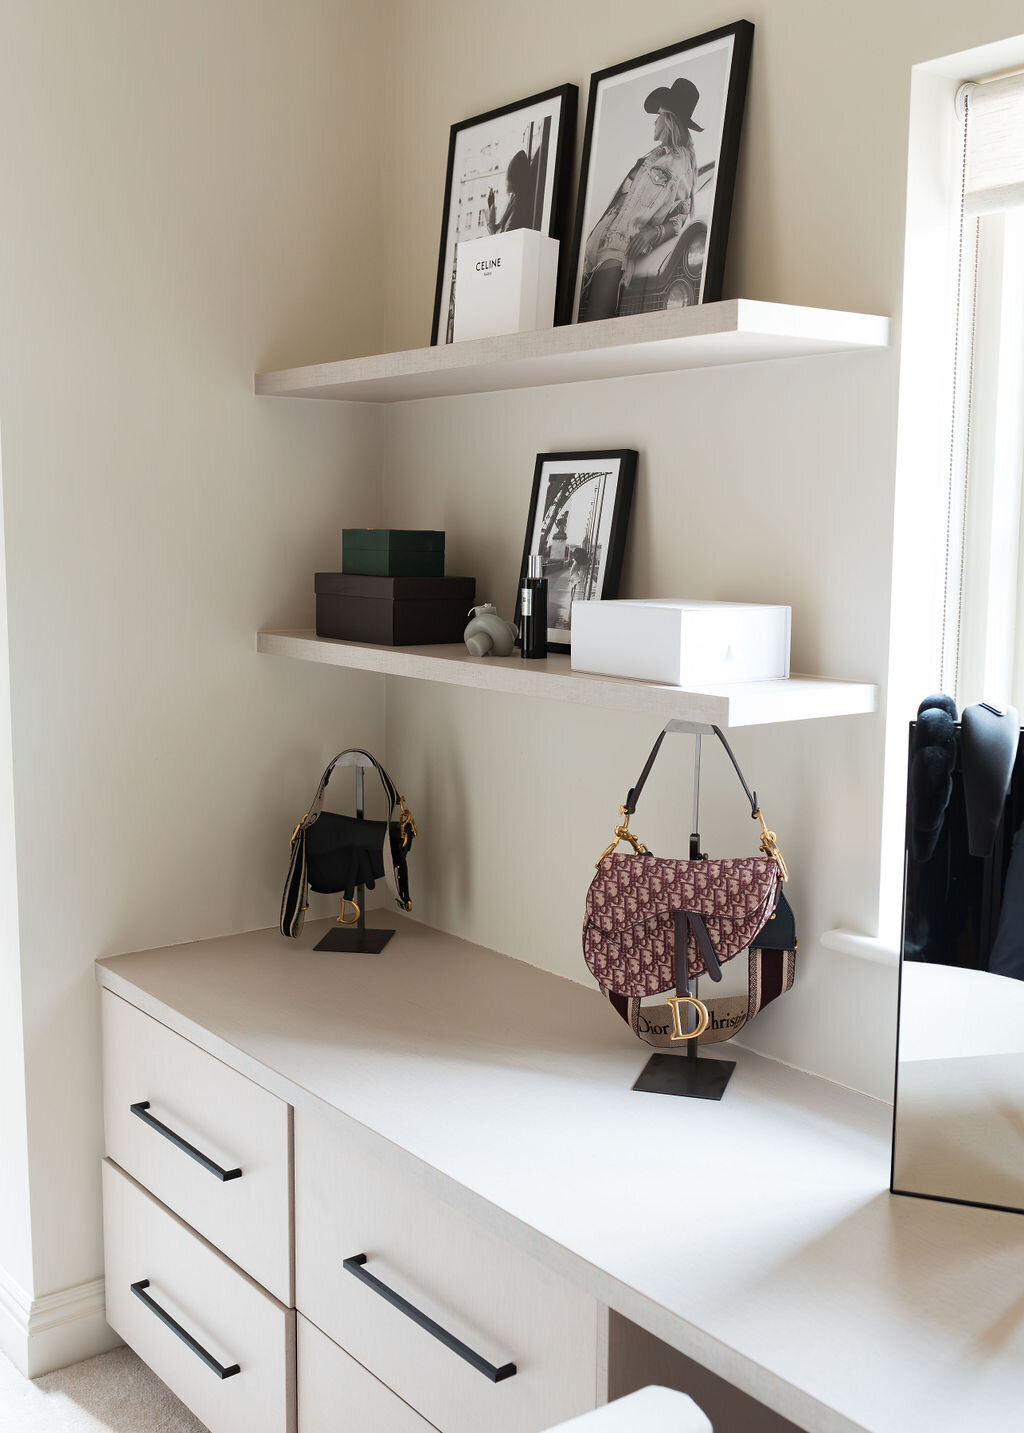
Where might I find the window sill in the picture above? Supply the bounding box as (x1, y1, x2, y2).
(820, 929, 899, 964)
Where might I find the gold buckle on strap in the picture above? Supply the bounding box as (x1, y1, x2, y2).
(755, 809, 789, 883)
(596, 807, 649, 868)
(398, 798, 418, 850)
(666, 994, 710, 1042)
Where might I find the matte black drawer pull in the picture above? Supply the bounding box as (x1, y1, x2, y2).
(131, 1280, 241, 1380)
(130, 1101, 242, 1182)
(343, 1254, 517, 1383)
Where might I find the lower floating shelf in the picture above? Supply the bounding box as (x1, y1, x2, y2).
(257, 630, 878, 728)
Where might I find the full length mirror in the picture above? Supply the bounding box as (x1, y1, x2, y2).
(893, 705, 1024, 1213)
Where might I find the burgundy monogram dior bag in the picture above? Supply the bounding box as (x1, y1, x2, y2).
(583, 726, 796, 1047)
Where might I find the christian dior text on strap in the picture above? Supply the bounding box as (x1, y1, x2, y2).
(582, 724, 795, 1045)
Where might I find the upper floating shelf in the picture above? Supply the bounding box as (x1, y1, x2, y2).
(254, 300, 890, 404)
(257, 630, 878, 728)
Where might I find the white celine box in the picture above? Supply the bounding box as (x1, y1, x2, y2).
(453, 229, 559, 342)
(570, 600, 792, 686)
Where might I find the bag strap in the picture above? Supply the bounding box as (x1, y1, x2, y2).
(280, 824, 309, 938)
(608, 945, 797, 1048)
(625, 724, 758, 818)
(605, 724, 788, 883)
(308, 748, 400, 824)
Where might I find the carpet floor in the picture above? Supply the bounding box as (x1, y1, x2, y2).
(0, 1346, 207, 1432)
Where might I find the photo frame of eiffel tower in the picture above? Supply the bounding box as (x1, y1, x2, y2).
(516, 449, 638, 653)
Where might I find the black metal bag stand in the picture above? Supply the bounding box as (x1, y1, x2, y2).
(315, 753, 394, 954)
(631, 720, 737, 1101)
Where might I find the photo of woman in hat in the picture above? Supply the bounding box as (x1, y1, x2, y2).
(568, 24, 753, 325)
(579, 78, 701, 322)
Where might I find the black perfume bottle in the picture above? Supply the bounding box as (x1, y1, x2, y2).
(520, 554, 548, 659)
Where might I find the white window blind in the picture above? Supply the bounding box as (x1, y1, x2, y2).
(966, 72, 1024, 213)
(946, 70, 1024, 710)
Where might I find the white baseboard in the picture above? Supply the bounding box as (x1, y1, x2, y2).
(0, 1263, 32, 1374)
(0, 1264, 121, 1378)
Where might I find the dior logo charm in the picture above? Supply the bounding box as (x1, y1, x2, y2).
(666, 994, 710, 1041)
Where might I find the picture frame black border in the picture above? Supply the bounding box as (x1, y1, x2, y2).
(565, 19, 754, 325)
(514, 448, 638, 655)
(430, 83, 579, 346)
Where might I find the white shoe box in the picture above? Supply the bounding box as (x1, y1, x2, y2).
(570, 600, 792, 686)
(453, 230, 559, 342)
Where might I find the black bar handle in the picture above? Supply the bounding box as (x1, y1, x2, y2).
(131, 1102, 242, 1182)
(343, 1254, 516, 1384)
(130, 1280, 240, 1380)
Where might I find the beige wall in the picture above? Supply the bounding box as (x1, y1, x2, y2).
(4, 0, 1024, 1377)
(0, 0, 387, 1369)
(381, 0, 1024, 353)
(0, 437, 32, 1309)
(378, 0, 1024, 1099)
(383, 359, 896, 1095)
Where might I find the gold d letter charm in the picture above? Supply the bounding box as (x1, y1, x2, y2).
(666, 994, 710, 1042)
(337, 897, 360, 925)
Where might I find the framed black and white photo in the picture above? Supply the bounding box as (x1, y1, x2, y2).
(431, 84, 577, 345)
(568, 22, 753, 324)
(516, 450, 638, 653)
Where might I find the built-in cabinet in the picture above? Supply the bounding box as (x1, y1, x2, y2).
(100, 984, 604, 1433)
(97, 914, 1024, 1433)
(298, 1316, 435, 1433)
(102, 1158, 296, 1433)
(295, 1103, 603, 1433)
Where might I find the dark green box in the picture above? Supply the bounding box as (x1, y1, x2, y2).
(342, 529, 445, 579)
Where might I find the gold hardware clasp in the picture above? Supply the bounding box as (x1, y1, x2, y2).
(596, 806, 649, 867)
(337, 897, 360, 925)
(291, 813, 309, 845)
(398, 797, 418, 849)
(666, 994, 710, 1041)
(754, 809, 789, 882)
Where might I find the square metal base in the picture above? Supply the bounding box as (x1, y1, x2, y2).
(314, 927, 394, 954)
(632, 1052, 736, 1101)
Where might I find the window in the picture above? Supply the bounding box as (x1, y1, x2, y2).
(942, 74, 1024, 712)
(870, 49, 1024, 951)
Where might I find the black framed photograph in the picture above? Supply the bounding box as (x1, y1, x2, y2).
(568, 21, 753, 324)
(430, 84, 578, 346)
(515, 450, 638, 653)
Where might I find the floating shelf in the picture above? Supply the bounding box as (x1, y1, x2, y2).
(254, 300, 889, 404)
(257, 630, 878, 728)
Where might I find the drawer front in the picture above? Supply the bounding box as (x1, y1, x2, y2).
(102, 990, 292, 1303)
(294, 1105, 599, 1433)
(103, 1159, 295, 1433)
(298, 1313, 437, 1433)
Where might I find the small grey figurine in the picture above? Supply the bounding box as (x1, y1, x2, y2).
(464, 604, 518, 658)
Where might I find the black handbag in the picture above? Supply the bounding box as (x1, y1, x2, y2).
(280, 749, 416, 939)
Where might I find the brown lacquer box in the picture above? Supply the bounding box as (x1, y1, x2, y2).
(315, 573, 476, 645)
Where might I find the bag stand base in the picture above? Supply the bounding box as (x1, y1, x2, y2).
(315, 881, 394, 953)
(315, 925, 394, 953)
(633, 1050, 736, 1101)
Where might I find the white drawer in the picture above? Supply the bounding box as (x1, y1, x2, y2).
(294, 1105, 600, 1433)
(298, 1313, 437, 1433)
(103, 1159, 295, 1433)
(102, 990, 292, 1303)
